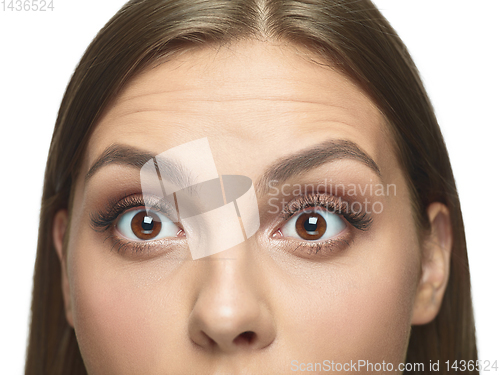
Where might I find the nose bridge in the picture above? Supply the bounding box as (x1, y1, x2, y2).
(188, 241, 275, 353)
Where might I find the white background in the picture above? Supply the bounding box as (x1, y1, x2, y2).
(0, 0, 498, 373)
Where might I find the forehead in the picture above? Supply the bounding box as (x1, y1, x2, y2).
(82, 39, 395, 181)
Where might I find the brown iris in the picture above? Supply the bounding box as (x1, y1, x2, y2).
(130, 211, 162, 240)
(295, 211, 327, 240)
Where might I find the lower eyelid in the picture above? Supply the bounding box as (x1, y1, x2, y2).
(281, 236, 353, 258)
(107, 236, 187, 257)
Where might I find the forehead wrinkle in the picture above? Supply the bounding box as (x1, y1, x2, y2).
(115, 61, 365, 105)
(94, 96, 382, 157)
(105, 59, 376, 125)
(116, 79, 359, 101)
(102, 95, 367, 125)
(117, 87, 199, 105)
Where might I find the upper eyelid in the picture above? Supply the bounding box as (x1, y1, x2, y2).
(89, 195, 176, 231)
(118, 196, 176, 216)
(280, 194, 345, 219)
(122, 205, 172, 217)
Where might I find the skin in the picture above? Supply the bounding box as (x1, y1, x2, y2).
(53, 39, 452, 374)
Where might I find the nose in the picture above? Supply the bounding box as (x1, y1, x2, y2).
(188, 245, 276, 353)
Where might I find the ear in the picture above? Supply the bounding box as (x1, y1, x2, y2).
(411, 202, 453, 325)
(53, 209, 74, 328)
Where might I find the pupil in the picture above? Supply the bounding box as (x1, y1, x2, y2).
(303, 216, 318, 232)
(142, 216, 154, 231)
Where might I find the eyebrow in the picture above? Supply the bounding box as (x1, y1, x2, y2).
(86, 139, 381, 194)
(86, 144, 199, 190)
(85, 144, 156, 182)
(254, 139, 381, 196)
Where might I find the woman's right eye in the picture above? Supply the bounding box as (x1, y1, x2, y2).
(116, 209, 182, 241)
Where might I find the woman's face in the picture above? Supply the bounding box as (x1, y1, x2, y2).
(59, 39, 427, 374)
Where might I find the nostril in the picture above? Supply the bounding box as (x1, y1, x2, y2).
(232, 331, 256, 346)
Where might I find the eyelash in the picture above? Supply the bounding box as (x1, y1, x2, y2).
(276, 193, 372, 255)
(90, 195, 174, 231)
(90, 192, 373, 256)
(90, 194, 180, 254)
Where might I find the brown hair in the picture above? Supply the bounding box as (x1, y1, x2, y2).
(25, 0, 477, 374)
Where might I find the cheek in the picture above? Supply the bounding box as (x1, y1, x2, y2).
(70, 256, 152, 374)
(67, 238, 187, 375)
(282, 227, 420, 365)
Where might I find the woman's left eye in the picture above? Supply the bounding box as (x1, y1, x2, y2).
(281, 209, 346, 241)
(116, 209, 181, 241)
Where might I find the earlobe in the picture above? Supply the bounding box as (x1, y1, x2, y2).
(411, 202, 452, 325)
(53, 209, 74, 328)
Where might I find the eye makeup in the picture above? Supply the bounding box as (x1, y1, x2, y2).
(281, 193, 373, 230)
(89, 187, 374, 259)
(272, 192, 373, 257)
(89, 194, 185, 256)
(90, 194, 178, 232)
